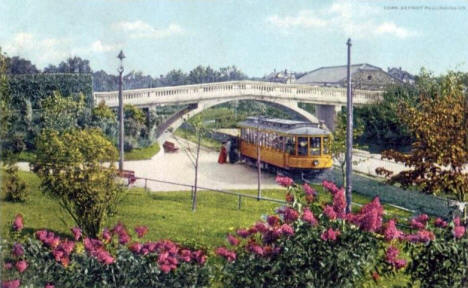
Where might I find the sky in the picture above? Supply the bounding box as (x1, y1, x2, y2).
(1, 0, 467, 77)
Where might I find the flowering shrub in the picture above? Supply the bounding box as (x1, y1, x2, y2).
(216, 178, 468, 287)
(403, 216, 468, 288)
(1, 220, 211, 287)
(217, 178, 389, 287)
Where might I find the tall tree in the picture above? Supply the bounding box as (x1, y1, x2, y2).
(378, 72, 468, 203)
(6, 56, 39, 74)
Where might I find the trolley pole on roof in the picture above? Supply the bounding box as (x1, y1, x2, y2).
(345, 38, 353, 213)
(117, 50, 125, 172)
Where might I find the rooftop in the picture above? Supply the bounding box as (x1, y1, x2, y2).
(296, 63, 382, 84)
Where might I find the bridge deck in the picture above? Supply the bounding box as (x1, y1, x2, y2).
(94, 80, 383, 108)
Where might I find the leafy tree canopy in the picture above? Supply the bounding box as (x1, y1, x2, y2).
(379, 72, 468, 202)
(34, 128, 122, 237)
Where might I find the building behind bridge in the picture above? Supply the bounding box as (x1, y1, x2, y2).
(295, 63, 403, 90)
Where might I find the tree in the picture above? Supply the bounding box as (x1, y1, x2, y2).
(3, 164, 28, 202)
(0, 48, 11, 152)
(378, 72, 468, 203)
(355, 84, 418, 152)
(40, 91, 86, 132)
(331, 112, 363, 187)
(34, 128, 123, 237)
(6, 56, 39, 74)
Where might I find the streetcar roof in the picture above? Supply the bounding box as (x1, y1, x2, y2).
(237, 117, 330, 135)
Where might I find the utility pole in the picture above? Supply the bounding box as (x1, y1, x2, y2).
(117, 50, 125, 172)
(256, 116, 262, 200)
(345, 39, 353, 213)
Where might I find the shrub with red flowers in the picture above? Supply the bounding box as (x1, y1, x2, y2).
(216, 179, 468, 287)
(1, 218, 211, 288)
(216, 179, 393, 287)
(403, 216, 468, 288)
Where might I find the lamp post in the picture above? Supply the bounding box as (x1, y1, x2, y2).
(117, 50, 125, 172)
(345, 39, 353, 213)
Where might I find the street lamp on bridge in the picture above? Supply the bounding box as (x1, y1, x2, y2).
(118, 50, 125, 172)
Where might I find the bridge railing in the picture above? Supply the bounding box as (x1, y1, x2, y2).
(94, 80, 383, 107)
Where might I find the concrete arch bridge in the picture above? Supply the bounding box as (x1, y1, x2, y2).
(93, 81, 383, 138)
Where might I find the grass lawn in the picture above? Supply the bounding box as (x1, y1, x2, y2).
(1, 170, 412, 286)
(174, 128, 222, 150)
(124, 142, 160, 160)
(1, 170, 411, 247)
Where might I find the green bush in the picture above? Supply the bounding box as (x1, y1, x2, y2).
(404, 219, 468, 287)
(2, 164, 28, 202)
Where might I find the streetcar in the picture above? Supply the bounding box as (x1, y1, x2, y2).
(236, 117, 333, 178)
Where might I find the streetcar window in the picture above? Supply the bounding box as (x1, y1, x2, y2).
(323, 137, 330, 154)
(298, 137, 308, 156)
(310, 137, 321, 155)
(285, 136, 295, 155)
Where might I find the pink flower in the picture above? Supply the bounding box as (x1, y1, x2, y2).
(410, 214, 429, 230)
(134, 226, 148, 238)
(45, 284, 55, 288)
(3, 262, 12, 270)
(236, 228, 250, 238)
(227, 234, 240, 246)
(321, 228, 340, 241)
(282, 207, 299, 223)
(267, 215, 280, 227)
(454, 217, 461, 226)
(192, 250, 207, 265)
(102, 228, 112, 242)
(406, 230, 435, 243)
(12, 214, 23, 232)
(1, 279, 20, 288)
(323, 205, 337, 220)
(15, 260, 28, 273)
(453, 226, 466, 239)
(275, 175, 294, 187)
(248, 243, 264, 256)
(71, 227, 82, 241)
(179, 249, 192, 262)
(332, 189, 347, 219)
(96, 249, 114, 265)
(322, 180, 340, 195)
(301, 208, 318, 226)
(383, 219, 403, 241)
(303, 183, 316, 197)
(215, 247, 236, 262)
(12, 243, 24, 257)
(434, 218, 447, 228)
(160, 264, 172, 273)
(118, 231, 131, 245)
(129, 242, 143, 254)
(254, 222, 269, 233)
(385, 246, 399, 263)
(280, 224, 294, 236)
(394, 259, 407, 269)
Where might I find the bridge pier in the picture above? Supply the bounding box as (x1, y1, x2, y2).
(315, 104, 342, 131)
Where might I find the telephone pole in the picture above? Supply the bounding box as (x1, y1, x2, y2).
(117, 50, 125, 172)
(345, 39, 353, 213)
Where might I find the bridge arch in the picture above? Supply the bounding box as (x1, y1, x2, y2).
(156, 96, 323, 142)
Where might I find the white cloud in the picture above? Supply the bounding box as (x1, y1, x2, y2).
(113, 20, 184, 39)
(266, 0, 417, 39)
(267, 11, 327, 30)
(3, 32, 121, 68)
(89, 40, 119, 53)
(375, 22, 416, 38)
(3, 32, 70, 65)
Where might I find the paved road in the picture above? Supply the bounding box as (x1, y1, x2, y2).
(16, 133, 466, 193)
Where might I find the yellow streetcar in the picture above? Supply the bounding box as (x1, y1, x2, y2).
(237, 117, 333, 178)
